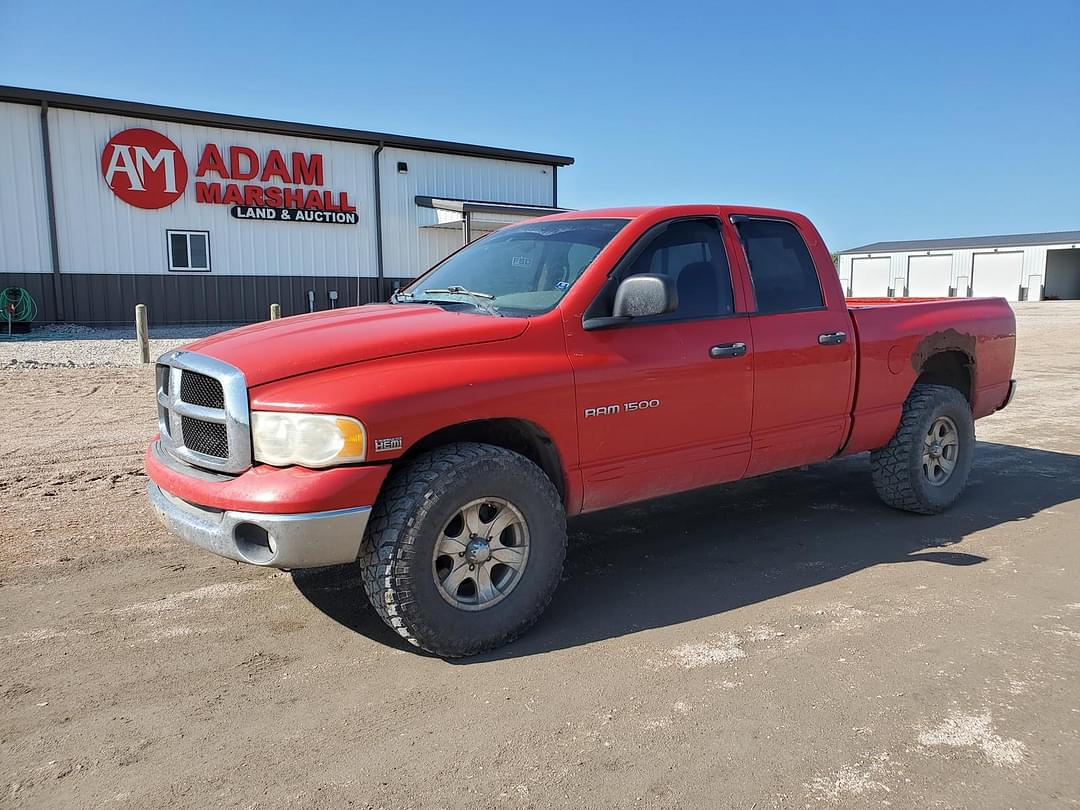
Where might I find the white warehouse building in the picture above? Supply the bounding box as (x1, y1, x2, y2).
(0, 86, 572, 325)
(837, 230, 1080, 302)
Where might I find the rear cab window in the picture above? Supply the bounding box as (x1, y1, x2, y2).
(733, 218, 823, 313)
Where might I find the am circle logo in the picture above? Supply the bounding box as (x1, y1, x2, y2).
(101, 128, 188, 209)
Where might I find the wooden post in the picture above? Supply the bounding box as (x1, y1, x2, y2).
(135, 304, 150, 364)
(270, 303, 281, 320)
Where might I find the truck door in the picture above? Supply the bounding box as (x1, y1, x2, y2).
(565, 218, 754, 512)
(731, 216, 855, 476)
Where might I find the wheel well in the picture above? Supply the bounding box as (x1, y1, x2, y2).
(916, 351, 972, 402)
(402, 419, 567, 504)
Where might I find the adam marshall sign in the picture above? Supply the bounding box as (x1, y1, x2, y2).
(100, 127, 359, 225)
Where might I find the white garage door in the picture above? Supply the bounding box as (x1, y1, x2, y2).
(850, 257, 892, 297)
(907, 255, 952, 297)
(972, 252, 1023, 301)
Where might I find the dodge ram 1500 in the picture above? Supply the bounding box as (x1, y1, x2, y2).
(146, 205, 1017, 657)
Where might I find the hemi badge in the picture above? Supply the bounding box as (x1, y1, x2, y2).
(374, 436, 403, 453)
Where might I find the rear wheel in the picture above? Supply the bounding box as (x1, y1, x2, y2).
(360, 442, 566, 658)
(870, 384, 975, 514)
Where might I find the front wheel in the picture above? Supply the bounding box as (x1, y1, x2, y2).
(359, 443, 567, 658)
(870, 384, 975, 515)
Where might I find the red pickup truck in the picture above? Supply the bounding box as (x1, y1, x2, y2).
(147, 205, 1016, 657)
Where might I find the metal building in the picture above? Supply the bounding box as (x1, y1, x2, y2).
(837, 231, 1080, 302)
(0, 86, 573, 325)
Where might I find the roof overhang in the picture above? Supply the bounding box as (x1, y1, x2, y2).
(0, 85, 575, 167)
(840, 230, 1080, 255)
(415, 196, 567, 232)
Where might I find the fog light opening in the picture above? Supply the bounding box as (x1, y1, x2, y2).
(234, 522, 275, 564)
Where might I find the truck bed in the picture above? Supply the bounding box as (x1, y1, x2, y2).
(846, 296, 957, 308)
(841, 295, 1016, 455)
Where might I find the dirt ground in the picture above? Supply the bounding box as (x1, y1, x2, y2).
(1, 303, 1078, 809)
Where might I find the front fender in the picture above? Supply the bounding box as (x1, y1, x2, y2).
(247, 324, 581, 507)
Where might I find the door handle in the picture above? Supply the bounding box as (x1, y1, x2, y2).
(710, 342, 747, 359)
(818, 331, 847, 346)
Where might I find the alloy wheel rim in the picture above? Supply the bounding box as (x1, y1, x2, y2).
(922, 415, 960, 486)
(432, 497, 530, 611)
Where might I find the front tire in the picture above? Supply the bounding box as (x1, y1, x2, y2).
(359, 442, 567, 658)
(870, 384, 975, 515)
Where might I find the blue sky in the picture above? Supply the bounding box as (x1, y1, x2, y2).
(2, 0, 1077, 250)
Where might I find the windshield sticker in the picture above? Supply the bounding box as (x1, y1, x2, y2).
(556, 281, 570, 290)
(511, 256, 533, 267)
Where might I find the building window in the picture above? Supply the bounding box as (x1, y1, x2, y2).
(167, 230, 211, 272)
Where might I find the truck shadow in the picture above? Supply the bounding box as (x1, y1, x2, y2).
(291, 441, 1080, 660)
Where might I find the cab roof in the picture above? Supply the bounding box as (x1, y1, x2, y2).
(535, 204, 806, 222)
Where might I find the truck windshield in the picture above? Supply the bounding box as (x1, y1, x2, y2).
(394, 218, 628, 316)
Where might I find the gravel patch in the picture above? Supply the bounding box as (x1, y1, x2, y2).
(0, 324, 241, 368)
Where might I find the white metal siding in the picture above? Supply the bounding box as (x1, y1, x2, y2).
(839, 242, 1073, 301)
(906, 254, 952, 297)
(836, 259, 850, 293)
(972, 251, 1024, 300)
(0, 102, 51, 273)
(377, 146, 554, 278)
(47, 107, 380, 277)
(850, 256, 891, 296)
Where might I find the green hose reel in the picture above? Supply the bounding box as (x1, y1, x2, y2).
(2, 287, 38, 335)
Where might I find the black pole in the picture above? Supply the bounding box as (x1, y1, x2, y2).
(40, 101, 64, 321)
(372, 142, 386, 301)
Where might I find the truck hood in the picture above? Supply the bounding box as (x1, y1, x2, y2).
(184, 304, 529, 386)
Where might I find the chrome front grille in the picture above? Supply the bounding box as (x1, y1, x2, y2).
(156, 350, 252, 473)
(180, 371, 225, 409)
(180, 415, 229, 458)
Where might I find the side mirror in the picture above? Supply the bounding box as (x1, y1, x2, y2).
(613, 274, 678, 318)
(583, 274, 678, 330)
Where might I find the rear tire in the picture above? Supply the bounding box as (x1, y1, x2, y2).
(870, 384, 975, 515)
(359, 442, 566, 658)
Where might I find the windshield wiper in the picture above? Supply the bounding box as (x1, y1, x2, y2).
(420, 286, 501, 315)
(389, 290, 460, 306)
(423, 286, 495, 299)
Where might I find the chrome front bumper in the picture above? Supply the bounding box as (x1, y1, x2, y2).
(148, 482, 371, 568)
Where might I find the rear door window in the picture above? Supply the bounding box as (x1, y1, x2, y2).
(734, 218, 823, 313)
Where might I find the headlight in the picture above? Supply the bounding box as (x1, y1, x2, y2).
(251, 412, 366, 468)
